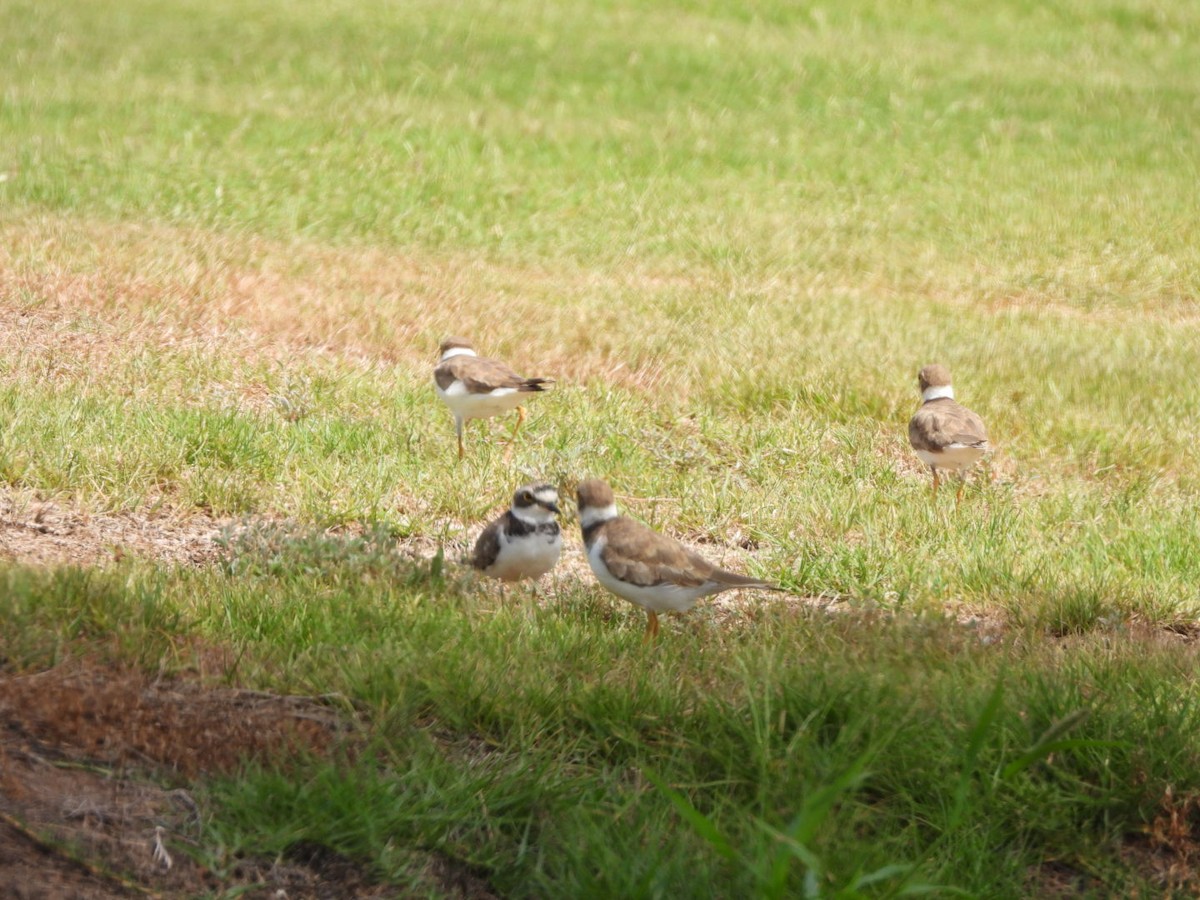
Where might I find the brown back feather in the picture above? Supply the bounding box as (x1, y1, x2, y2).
(908, 399, 989, 452)
(598, 518, 779, 591)
(435, 356, 551, 394)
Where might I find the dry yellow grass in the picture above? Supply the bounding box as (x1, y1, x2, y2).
(1, 212, 704, 392)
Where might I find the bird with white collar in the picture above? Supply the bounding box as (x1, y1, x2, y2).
(433, 337, 553, 459)
(576, 478, 784, 639)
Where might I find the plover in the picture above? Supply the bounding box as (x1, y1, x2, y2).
(908, 364, 991, 504)
(471, 482, 563, 584)
(433, 337, 553, 459)
(575, 478, 783, 639)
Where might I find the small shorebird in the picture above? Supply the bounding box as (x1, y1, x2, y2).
(575, 478, 783, 640)
(471, 482, 563, 585)
(433, 337, 553, 459)
(907, 364, 991, 505)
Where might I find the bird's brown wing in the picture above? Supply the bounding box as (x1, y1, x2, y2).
(598, 517, 713, 588)
(597, 517, 783, 592)
(436, 355, 551, 394)
(909, 400, 989, 452)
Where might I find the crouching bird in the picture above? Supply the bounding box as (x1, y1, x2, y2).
(575, 478, 783, 640)
(471, 482, 562, 586)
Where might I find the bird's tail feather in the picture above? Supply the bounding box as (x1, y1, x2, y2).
(712, 570, 785, 591)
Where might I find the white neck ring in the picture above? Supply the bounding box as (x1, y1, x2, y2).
(923, 384, 955, 402)
(579, 504, 618, 529)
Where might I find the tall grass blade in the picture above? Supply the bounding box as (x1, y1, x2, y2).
(949, 675, 1005, 830)
(643, 769, 737, 862)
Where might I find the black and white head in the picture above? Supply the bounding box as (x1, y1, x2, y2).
(511, 482, 560, 526)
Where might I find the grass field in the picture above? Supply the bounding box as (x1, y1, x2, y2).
(2, 0, 1199, 895)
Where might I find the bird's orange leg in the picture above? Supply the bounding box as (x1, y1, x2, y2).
(931, 468, 941, 496)
(643, 611, 660, 642)
(456, 417, 466, 460)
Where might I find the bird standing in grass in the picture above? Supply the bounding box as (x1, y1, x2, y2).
(433, 337, 553, 460)
(907, 364, 991, 505)
(471, 483, 562, 585)
(575, 478, 784, 640)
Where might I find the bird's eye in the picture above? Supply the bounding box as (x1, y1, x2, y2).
(520, 491, 532, 503)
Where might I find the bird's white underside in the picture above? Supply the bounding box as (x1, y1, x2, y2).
(435, 381, 523, 420)
(485, 530, 562, 582)
(586, 535, 721, 614)
(916, 445, 988, 472)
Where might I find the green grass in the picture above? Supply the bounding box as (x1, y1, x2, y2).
(3, 557, 1199, 895)
(2, 0, 1200, 894)
(4, 0, 1198, 292)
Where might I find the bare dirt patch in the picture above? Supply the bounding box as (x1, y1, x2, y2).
(0, 490, 223, 569)
(0, 656, 402, 898)
(0, 657, 347, 778)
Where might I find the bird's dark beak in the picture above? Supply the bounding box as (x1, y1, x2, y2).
(544, 500, 560, 515)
